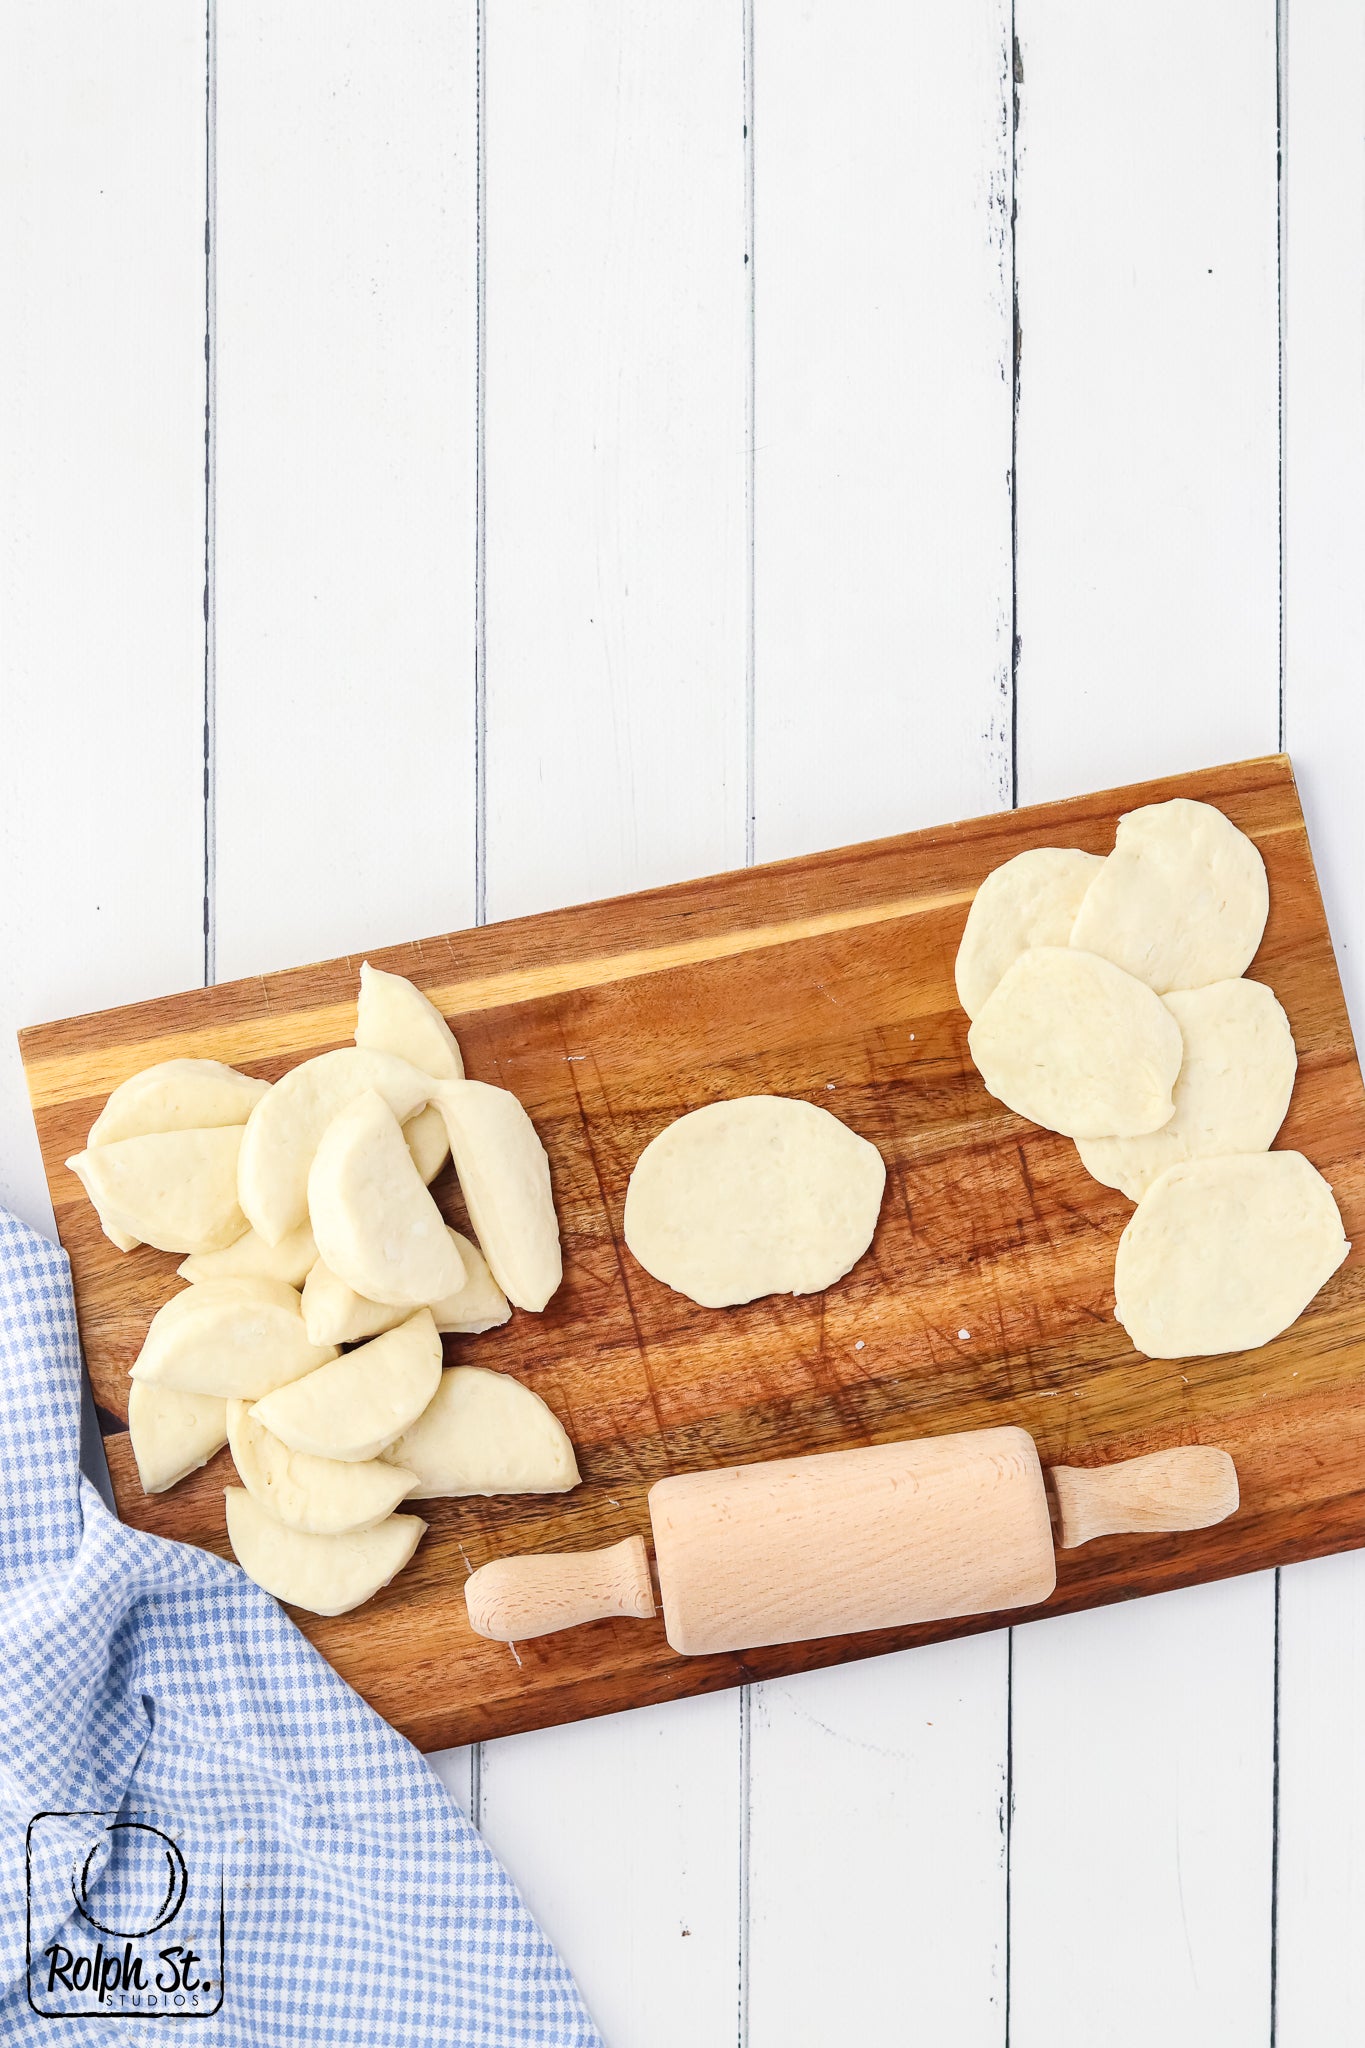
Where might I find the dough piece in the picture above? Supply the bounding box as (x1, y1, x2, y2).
(131, 1278, 337, 1400)
(624, 1094, 886, 1309)
(66, 1128, 248, 1255)
(434, 1081, 562, 1312)
(88, 1058, 269, 1146)
(227, 1400, 416, 1534)
(301, 1229, 509, 1347)
(307, 1091, 466, 1306)
(355, 961, 464, 1079)
(178, 1220, 317, 1288)
(127, 1380, 227, 1494)
(70, 1174, 142, 1253)
(955, 847, 1105, 1020)
(431, 1232, 511, 1334)
(237, 1047, 433, 1246)
(1115, 1151, 1349, 1358)
(968, 947, 1182, 1139)
(384, 1366, 579, 1499)
(250, 1309, 443, 1462)
(225, 1488, 425, 1616)
(404, 1103, 450, 1185)
(300, 1260, 409, 1348)
(1069, 798, 1269, 993)
(1077, 979, 1297, 1200)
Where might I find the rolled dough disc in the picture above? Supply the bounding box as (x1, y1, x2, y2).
(967, 946, 1183, 1139)
(623, 1094, 885, 1309)
(1077, 978, 1297, 1200)
(955, 846, 1105, 1020)
(1069, 797, 1269, 993)
(1114, 1150, 1350, 1358)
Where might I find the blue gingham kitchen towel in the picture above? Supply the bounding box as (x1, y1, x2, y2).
(0, 1207, 602, 2046)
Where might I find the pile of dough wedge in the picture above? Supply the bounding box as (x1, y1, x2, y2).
(66, 964, 580, 1616)
(957, 797, 1350, 1361)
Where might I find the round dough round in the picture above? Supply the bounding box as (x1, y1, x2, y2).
(967, 947, 1183, 1139)
(955, 847, 1105, 1019)
(1069, 797, 1269, 993)
(624, 1095, 885, 1309)
(1077, 979, 1297, 1200)
(1114, 1151, 1349, 1359)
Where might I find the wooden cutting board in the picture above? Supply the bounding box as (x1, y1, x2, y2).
(20, 755, 1365, 1752)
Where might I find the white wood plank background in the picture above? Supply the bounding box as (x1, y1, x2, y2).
(2, 3, 1362, 2042)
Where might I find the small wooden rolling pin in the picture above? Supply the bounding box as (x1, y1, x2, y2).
(465, 1428, 1239, 1655)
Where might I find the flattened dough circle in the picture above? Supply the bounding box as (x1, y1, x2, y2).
(955, 847, 1105, 1020)
(968, 946, 1183, 1139)
(1114, 1151, 1349, 1359)
(624, 1094, 885, 1309)
(1069, 797, 1269, 993)
(1077, 979, 1296, 1200)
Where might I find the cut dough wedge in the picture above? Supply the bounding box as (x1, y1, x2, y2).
(1077, 979, 1297, 1200)
(624, 1095, 885, 1308)
(178, 1221, 317, 1288)
(228, 1400, 416, 1534)
(131, 1279, 337, 1400)
(300, 1260, 410, 1348)
(1115, 1151, 1349, 1358)
(403, 1103, 450, 1185)
(1069, 798, 1269, 993)
(237, 1047, 434, 1245)
(356, 961, 464, 1079)
(434, 1081, 562, 1312)
(250, 1309, 443, 1463)
(66, 1128, 248, 1255)
(968, 947, 1183, 1139)
(89, 1058, 269, 1146)
(127, 1380, 227, 1495)
(307, 1091, 465, 1306)
(431, 1232, 511, 1334)
(301, 1229, 509, 1347)
(955, 847, 1105, 1020)
(225, 1488, 425, 1616)
(69, 1169, 142, 1253)
(384, 1366, 579, 1498)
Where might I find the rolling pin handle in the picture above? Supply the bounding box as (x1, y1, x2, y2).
(465, 1534, 656, 1643)
(1048, 1446, 1239, 1550)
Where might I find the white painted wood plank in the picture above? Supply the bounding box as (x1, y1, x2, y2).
(1280, 0, 1365, 1039)
(746, 6, 1014, 2042)
(478, 8, 747, 2043)
(0, 1, 205, 1231)
(752, 0, 1015, 863)
(482, 0, 748, 921)
(1014, 0, 1281, 801)
(748, 1639, 1009, 2048)
(480, 1700, 740, 2048)
(1011, 1579, 1276, 2044)
(1009, 7, 1281, 2043)
(1276, 1557, 1365, 2045)
(1275, 2, 1365, 2037)
(213, 0, 477, 981)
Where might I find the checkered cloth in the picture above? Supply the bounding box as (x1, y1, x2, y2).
(0, 1208, 601, 2045)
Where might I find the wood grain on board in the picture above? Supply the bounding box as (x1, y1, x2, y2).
(19, 754, 1365, 1753)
